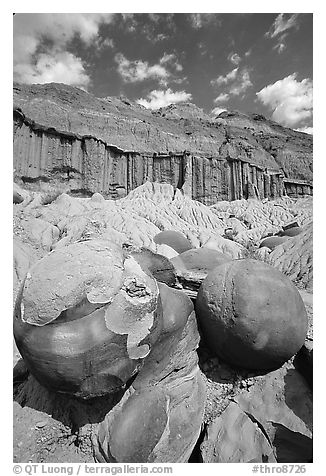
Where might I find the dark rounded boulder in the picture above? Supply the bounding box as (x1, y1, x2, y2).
(13, 240, 163, 399)
(259, 236, 288, 251)
(153, 230, 193, 254)
(170, 247, 230, 275)
(131, 248, 177, 287)
(195, 259, 308, 370)
(279, 227, 303, 238)
(100, 387, 169, 463)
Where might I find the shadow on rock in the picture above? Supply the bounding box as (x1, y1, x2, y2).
(197, 341, 272, 386)
(14, 372, 125, 433)
(284, 369, 313, 433)
(270, 422, 313, 463)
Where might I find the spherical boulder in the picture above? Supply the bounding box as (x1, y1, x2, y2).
(279, 227, 302, 238)
(195, 259, 308, 370)
(259, 236, 288, 251)
(131, 248, 177, 287)
(153, 230, 193, 254)
(171, 248, 230, 275)
(13, 240, 163, 398)
(90, 192, 105, 203)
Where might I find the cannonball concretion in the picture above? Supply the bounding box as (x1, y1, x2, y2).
(259, 236, 288, 251)
(153, 230, 193, 254)
(279, 226, 303, 237)
(170, 248, 230, 275)
(13, 240, 163, 398)
(195, 259, 308, 370)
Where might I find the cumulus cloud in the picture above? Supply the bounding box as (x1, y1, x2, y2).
(115, 53, 169, 83)
(211, 106, 227, 116)
(214, 93, 230, 103)
(295, 127, 313, 135)
(14, 51, 90, 89)
(115, 52, 183, 85)
(13, 13, 114, 87)
(256, 73, 313, 127)
(136, 88, 192, 110)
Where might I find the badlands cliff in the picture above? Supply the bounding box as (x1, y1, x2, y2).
(13, 83, 312, 204)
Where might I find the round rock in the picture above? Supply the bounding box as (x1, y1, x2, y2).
(13, 239, 163, 398)
(259, 236, 288, 251)
(171, 248, 230, 275)
(279, 227, 302, 237)
(90, 192, 105, 203)
(195, 259, 308, 370)
(153, 231, 193, 254)
(131, 248, 177, 287)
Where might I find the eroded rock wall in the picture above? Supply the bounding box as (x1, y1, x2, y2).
(13, 110, 312, 203)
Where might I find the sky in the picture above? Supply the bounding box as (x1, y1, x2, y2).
(13, 12, 313, 133)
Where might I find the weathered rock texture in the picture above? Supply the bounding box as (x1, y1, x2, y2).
(200, 362, 312, 463)
(94, 286, 206, 463)
(14, 241, 166, 399)
(267, 224, 313, 290)
(13, 183, 313, 287)
(13, 182, 313, 463)
(195, 259, 308, 370)
(13, 83, 312, 204)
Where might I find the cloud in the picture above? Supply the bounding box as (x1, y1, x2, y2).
(137, 88, 192, 110)
(265, 13, 299, 39)
(120, 13, 138, 32)
(265, 14, 300, 54)
(229, 69, 252, 96)
(273, 36, 286, 54)
(115, 52, 184, 85)
(120, 14, 176, 43)
(160, 53, 183, 72)
(295, 127, 313, 135)
(214, 93, 230, 103)
(211, 68, 239, 86)
(94, 37, 115, 51)
(155, 33, 169, 42)
(14, 51, 90, 89)
(211, 67, 252, 97)
(198, 42, 207, 56)
(14, 13, 114, 61)
(115, 53, 169, 83)
(188, 13, 221, 29)
(228, 52, 241, 65)
(256, 73, 313, 127)
(211, 107, 227, 116)
(13, 13, 114, 87)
